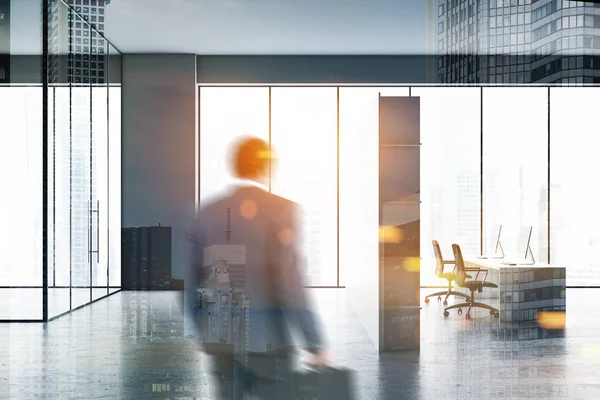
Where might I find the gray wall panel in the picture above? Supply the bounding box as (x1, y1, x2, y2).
(122, 53, 196, 279)
(197, 55, 427, 84)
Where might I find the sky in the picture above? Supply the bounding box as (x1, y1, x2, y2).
(7, 0, 430, 55)
(105, 0, 430, 54)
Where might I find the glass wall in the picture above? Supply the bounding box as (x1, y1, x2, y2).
(1, 1, 121, 322)
(270, 88, 338, 286)
(198, 85, 600, 289)
(108, 76, 122, 293)
(0, 0, 44, 320)
(414, 87, 481, 286)
(550, 87, 600, 287)
(338, 87, 409, 288)
(199, 87, 269, 203)
(482, 87, 548, 263)
(0, 87, 43, 320)
(46, 0, 122, 320)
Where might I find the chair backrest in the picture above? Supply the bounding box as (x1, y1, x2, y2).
(432, 240, 445, 277)
(451, 243, 466, 287)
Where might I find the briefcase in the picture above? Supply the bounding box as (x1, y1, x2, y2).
(295, 367, 355, 400)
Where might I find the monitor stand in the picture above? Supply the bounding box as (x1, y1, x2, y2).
(519, 244, 536, 265)
(489, 241, 505, 259)
(478, 241, 505, 259)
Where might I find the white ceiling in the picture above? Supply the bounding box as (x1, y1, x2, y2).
(105, 0, 428, 54)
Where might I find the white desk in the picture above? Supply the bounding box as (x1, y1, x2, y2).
(465, 257, 568, 271)
(464, 258, 566, 292)
(457, 258, 566, 340)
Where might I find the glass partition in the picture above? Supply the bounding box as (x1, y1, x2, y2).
(1, 0, 121, 322)
(550, 87, 600, 287)
(482, 87, 548, 263)
(338, 87, 410, 288)
(0, 87, 43, 320)
(414, 87, 481, 286)
(0, 0, 44, 321)
(44, 0, 122, 320)
(198, 85, 600, 289)
(48, 85, 71, 318)
(199, 87, 269, 203)
(108, 83, 122, 292)
(270, 87, 338, 287)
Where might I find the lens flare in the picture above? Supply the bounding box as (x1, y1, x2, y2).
(403, 257, 420, 272)
(536, 311, 566, 330)
(379, 226, 404, 243)
(278, 228, 294, 245)
(240, 199, 258, 220)
(257, 150, 275, 160)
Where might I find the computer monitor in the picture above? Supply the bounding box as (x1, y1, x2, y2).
(478, 224, 504, 259)
(516, 226, 534, 263)
(492, 224, 504, 257)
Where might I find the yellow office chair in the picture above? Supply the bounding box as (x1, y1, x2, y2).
(424, 240, 471, 307)
(444, 243, 499, 320)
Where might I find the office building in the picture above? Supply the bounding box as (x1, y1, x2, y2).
(122, 228, 139, 290)
(170, 277, 184, 291)
(0, 0, 9, 83)
(121, 226, 172, 291)
(196, 258, 249, 356)
(203, 244, 246, 289)
(149, 225, 172, 290)
(49, 0, 111, 85)
(437, 0, 600, 84)
(66, 0, 109, 84)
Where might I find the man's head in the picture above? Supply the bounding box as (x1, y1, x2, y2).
(231, 136, 272, 182)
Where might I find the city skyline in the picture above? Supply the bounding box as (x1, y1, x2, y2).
(436, 0, 600, 83)
(122, 225, 172, 291)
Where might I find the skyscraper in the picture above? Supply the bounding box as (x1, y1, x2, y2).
(0, 0, 10, 83)
(49, 0, 111, 85)
(122, 228, 139, 290)
(149, 226, 172, 290)
(66, 0, 109, 85)
(437, 0, 600, 84)
(121, 226, 173, 291)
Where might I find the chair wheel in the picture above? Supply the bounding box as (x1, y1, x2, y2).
(465, 314, 471, 320)
(458, 308, 462, 315)
(437, 296, 441, 302)
(424, 298, 430, 304)
(443, 300, 448, 306)
(443, 311, 449, 317)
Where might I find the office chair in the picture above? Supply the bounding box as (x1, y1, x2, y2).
(444, 243, 499, 320)
(424, 240, 471, 306)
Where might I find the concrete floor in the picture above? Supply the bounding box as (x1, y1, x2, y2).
(1, 288, 600, 399)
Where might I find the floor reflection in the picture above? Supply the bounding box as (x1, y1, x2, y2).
(0, 289, 599, 398)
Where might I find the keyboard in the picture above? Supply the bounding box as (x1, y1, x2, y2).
(501, 259, 533, 265)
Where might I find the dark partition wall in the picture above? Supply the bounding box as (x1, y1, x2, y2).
(379, 96, 420, 352)
(121, 54, 196, 284)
